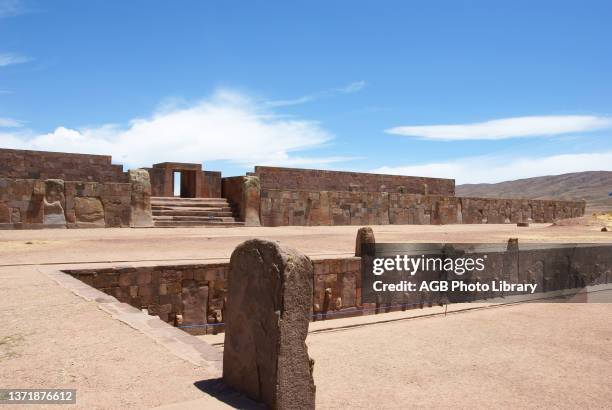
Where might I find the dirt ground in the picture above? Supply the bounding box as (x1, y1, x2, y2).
(307, 300, 612, 409)
(0, 223, 611, 409)
(1, 222, 611, 266)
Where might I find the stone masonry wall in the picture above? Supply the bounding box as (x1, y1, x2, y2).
(0, 148, 127, 183)
(254, 166, 455, 195)
(64, 244, 612, 335)
(221, 176, 245, 220)
(260, 189, 585, 226)
(64, 259, 363, 335)
(0, 177, 135, 229)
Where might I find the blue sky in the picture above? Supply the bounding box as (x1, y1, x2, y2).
(0, 0, 611, 183)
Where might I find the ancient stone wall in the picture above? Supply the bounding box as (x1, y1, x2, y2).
(254, 166, 455, 195)
(259, 189, 585, 226)
(65, 263, 229, 335)
(0, 148, 127, 182)
(64, 259, 362, 335)
(221, 176, 244, 219)
(201, 171, 222, 198)
(0, 177, 141, 229)
(64, 243, 612, 335)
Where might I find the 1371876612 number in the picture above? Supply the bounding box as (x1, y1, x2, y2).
(0, 389, 76, 404)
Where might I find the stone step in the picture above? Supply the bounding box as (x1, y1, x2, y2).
(153, 220, 245, 228)
(151, 202, 232, 209)
(152, 209, 234, 217)
(150, 197, 241, 228)
(151, 197, 229, 203)
(153, 215, 238, 222)
(152, 204, 232, 210)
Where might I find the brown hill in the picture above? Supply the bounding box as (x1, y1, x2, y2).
(456, 171, 612, 212)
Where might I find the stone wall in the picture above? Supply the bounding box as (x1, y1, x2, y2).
(259, 189, 585, 226)
(0, 148, 127, 182)
(64, 259, 362, 335)
(254, 166, 455, 195)
(64, 243, 612, 335)
(202, 171, 222, 198)
(0, 176, 147, 229)
(221, 177, 245, 220)
(65, 263, 229, 335)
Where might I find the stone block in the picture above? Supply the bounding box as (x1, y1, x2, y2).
(74, 197, 105, 227)
(128, 169, 153, 227)
(223, 239, 315, 409)
(355, 226, 375, 256)
(0, 202, 10, 223)
(243, 175, 261, 226)
(181, 283, 209, 328)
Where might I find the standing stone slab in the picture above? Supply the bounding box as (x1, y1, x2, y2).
(355, 226, 375, 256)
(223, 239, 315, 409)
(43, 179, 66, 227)
(129, 169, 154, 227)
(243, 175, 261, 227)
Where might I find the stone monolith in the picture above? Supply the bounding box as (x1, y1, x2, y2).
(129, 169, 154, 227)
(223, 239, 315, 409)
(355, 226, 375, 256)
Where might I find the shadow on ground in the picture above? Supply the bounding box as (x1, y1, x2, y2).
(194, 378, 266, 409)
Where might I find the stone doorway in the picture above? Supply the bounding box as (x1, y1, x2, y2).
(173, 170, 197, 198)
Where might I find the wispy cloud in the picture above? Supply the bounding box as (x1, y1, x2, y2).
(0, 53, 32, 67)
(336, 80, 367, 94)
(0, 117, 22, 127)
(266, 80, 367, 108)
(372, 151, 612, 184)
(0, 89, 356, 169)
(386, 115, 612, 141)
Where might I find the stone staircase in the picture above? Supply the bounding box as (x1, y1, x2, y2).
(151, 197, 244, 228)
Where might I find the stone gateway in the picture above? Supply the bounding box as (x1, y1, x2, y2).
(223, 239, 316, 409)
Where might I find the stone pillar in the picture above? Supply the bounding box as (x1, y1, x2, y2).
(355, 226, 375, 256)
(223, 239, 315, 409)
(243, 175, 261, 227)
(129, 169, 154, 227)
(43, 179, 66, 228)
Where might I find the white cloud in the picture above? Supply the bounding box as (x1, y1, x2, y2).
(0, 89, 354, 169)
(372, 151, 612, 184)
(337, 80, 367, 94)
(0, 53, 31, 67)
(0, 117, 21, 127)
(266, 80, 367, 107)
(386, 115, 612, 140)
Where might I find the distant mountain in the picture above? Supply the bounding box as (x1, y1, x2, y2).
(456, 171, 612, 212)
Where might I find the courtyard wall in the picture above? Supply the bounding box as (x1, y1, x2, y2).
(64, 244, 612, 335)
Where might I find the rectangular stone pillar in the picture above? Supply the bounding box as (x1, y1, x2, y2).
(223, 239, 315, 409)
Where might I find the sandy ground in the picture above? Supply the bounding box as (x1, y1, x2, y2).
(0, 223, 611, 409)
(1, 222, 611, 266)
(307, 300, 612, 409)
(0, 264, 239, 409)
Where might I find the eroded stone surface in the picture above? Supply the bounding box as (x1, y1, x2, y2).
(181, 281, 208, 336)
(223, 239, 315, 409)
(243, 175, 261, 227)
(43, 179, 66, 227)
(74, 197, 105, 227)
(129, 169, 153, 227)
(0, 202, 10, 223)
(355, 226, 375, 256)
